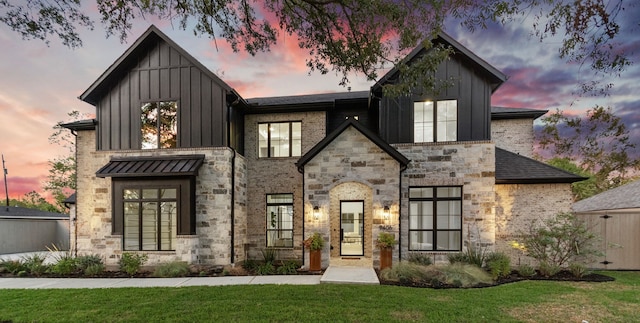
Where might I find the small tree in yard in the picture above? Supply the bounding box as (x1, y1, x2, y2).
(519, 213, 601, 268)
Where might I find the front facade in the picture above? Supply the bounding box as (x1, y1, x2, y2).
(64, 25, 584, 268)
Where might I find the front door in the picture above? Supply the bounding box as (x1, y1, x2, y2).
(340, 201, 364, 256)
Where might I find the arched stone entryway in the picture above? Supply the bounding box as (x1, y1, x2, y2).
(329, 182, 373, 264)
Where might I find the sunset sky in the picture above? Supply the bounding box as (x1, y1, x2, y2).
(0, 4, 638, 201)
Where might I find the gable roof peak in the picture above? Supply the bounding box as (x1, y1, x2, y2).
(79, 24, 236, 106)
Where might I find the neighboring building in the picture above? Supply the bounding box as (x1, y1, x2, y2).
(573, 179, 640, 270)
(0, 206, 69, 254)
(62, 25, 584, 268)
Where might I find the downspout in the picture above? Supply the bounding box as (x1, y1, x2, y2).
(398, 163, 407, 262)
(70, 129, 78, 258)
(230, 149, 236, 264)
(297, 163, 306, 268)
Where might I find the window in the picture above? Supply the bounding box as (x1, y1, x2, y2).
(122, 187, 178, 251)
(414, 100, 457, 142)
(113, 178, 195, 251)
(258, 122, 301, 157)
(266, 194, 294, 248)
(141, 101, 178, 149)
(409, 186, 462, 251)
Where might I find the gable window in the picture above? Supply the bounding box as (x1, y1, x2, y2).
(258, 122, 301, 157)
(414, 100, 457, 142)
(266, 194, 294, 248)
(409, 186, 462, 251)
(141, 101, 178, 149)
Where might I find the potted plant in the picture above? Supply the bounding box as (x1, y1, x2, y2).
(376, 232, 397, 270)
(302, 232, 324, 271)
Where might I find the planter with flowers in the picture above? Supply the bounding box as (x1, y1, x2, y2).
(376, 232, 397, 270)
(303, 232, 325, 271)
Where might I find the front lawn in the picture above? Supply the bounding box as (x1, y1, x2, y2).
(0, 271, 638, 322)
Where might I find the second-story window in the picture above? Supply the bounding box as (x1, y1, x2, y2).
(258, 121, 301, 158)
(414, 100, 457, 143)
(141, 101, 178, 149)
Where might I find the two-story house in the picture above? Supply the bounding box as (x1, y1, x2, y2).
(62, 25, 584, 269)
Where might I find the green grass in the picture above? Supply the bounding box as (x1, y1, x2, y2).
(0, 271, 638, 322)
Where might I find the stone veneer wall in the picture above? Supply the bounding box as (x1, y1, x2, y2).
(395, 141, 496, 263)
(74, 129, 247, 266)
(494, 183, 573, 265)
(244, 111, 325, 261)
(303, 126, 401, 269)
(491, 118, 535, 158)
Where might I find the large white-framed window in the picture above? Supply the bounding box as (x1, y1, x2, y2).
(414, 100, 457, 142)
(266, 194, 294, 248)
(258, 122, 302, 157)
(141, 101, 178, 149)
(409, 186, 462, 251)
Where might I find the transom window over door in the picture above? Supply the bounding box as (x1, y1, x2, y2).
(266, 194, 294, 248)
(258, 122, 301, 157)
(123, 187, 178, 251)
(141, 101, 178, 149)
(409, 186, 462, 251)
(414, 100, 457, 142)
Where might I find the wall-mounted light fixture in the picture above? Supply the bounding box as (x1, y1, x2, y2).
(383, 206, 390, 220)
(313, 206, 320, 221)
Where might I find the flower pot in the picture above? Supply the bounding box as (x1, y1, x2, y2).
(309, 249, 322, 271)
(380, 247, 393, 270)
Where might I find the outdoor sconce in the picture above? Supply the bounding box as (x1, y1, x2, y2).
(383, 206, 390, 220)
(313, 206, 320, 221)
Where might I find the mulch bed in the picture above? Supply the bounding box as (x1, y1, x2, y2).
(378, 270, 615, 289)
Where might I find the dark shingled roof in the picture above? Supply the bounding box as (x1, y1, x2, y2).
(60, 119, 97, 131)
(573, 179, 640, 213)
(63, 193, 76, 205)
(96, 155, 205, 178)
(296, 118, 409, 172)
(0, 206, 69, 219)
(246, 91, 370, 107)
(491, 106, 547, 120)
(495, 148, 587, 184)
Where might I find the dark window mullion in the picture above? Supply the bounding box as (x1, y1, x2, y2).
(288, 122, 293, 157)
(156, 190, 162, 250)
(267, 123, 272, 158)
(433, 102, 438, 142)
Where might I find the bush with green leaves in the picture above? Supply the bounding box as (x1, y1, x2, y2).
(152, 261, 190, 277)
(1, 260, 26, 275)
(519, 212, 601, 268)
(485, 252, 511, 280)
(256, 262, 275, 275)
(569, 262, 589, 278)
(261, 248, 277, 264)
(407, 253, 432, 266)
(516, 264, 536, 277)
(447, 245, 486, 268)
(84, 263, 105, 276)
(538, 261, 561, 277)
(21, 254, 49, 277)
(50, 257, 78, 275)
(119, 253, 148, 276)
(380, 261, 492, 288)
(276, 260, 299, 275)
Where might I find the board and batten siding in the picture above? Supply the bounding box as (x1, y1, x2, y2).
(378, 53, 492, 144)
(95, 37, 230, 151)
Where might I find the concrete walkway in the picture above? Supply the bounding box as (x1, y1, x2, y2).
(0, 253, 379, 289)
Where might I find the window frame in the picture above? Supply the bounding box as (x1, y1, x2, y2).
(258, 121, 302, 158)
(408, 186, 463, 252)
(140, 100, 179, 149)
(113, 178, 196, 249)
(413, 99, 457, 143)
(265, 193, 294, 248)
(121, 186, 179, 251)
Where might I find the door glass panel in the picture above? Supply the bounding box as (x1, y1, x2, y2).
(340, 201, 364, 256)
(141, 202, 158, 251)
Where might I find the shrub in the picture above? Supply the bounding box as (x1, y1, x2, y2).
(519, 212, 601, 268)
(50, 257, 78, 275)
(516, 264, 536, 277)
(407, 253, 432, 266)
(242, 259, 259, 273)
(76, 254, 104, 271)
(538, 261, 561, 277)
(119, 253, 148, 276)
(84, 263, 105, 276)
(1, 260, 26, 275)
(380, 261, 430, 284)
(21, 254, 49, 277)
(485, 252, 511, 280)
(439, 263, 493, 287)
(256, 262, 275, 275)
(152, 261, 190, 277)
(276, 260, 299, 275)
(569, 262, 589, 278)
(447, 252, 468, 264)
(261, 248, 277, 264)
